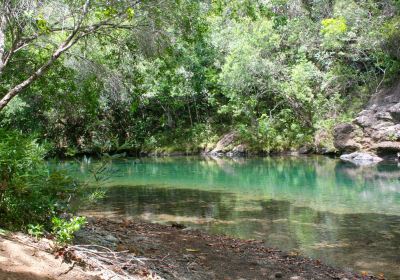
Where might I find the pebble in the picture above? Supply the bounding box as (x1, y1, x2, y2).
(275, 272, 283, 278)
(104, 234, 119, 243)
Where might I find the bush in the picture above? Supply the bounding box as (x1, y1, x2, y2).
(51, 216, 87, 244)
(0, 129, 80, 231)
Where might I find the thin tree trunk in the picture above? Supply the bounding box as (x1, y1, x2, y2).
(0, 41, 73, 111)
(0, 14, 6, 74)
(0, 0, 92, 111)
(187, 96, 193, 128)
(193, 94, 199, 123)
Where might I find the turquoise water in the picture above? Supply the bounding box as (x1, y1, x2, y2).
(60, 156, 400, 278)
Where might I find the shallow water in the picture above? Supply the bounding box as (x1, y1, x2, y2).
(59, 156, 400, 278)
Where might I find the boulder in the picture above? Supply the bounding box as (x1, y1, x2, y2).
(389, 103, 400, 121)
(210, 132, 237, 154)
(333, 80, 400, 156)
(381, 125, 400, 141)
(373, 141, 400, 154)
(340, 152, 383, 166)
(354, 110, 376, 127)
(298, 144, 314, 154)
(333, 123, 362, 153)
(226, 144, 248, 157)
(232, 144, 247, 155)
(376, 111, 393, 121)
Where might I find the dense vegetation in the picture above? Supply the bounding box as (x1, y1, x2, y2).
(1, 0, 399, 155)
(0, 0, 399, 233)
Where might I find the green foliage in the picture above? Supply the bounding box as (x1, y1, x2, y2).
(36, 15, 51, 34)
(1, 0, 399, 156)
(0, 129, 79, 230)
(28, 224, 45, 239)
(51, 216, 86, 244)
(382, 16, 400, 60)
(321, 17, 347, 36)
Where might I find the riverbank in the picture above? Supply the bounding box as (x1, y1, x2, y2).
(0, 217, 384, 279)
(75, 217, 380, 280)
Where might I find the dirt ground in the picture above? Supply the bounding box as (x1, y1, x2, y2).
(75, 218, 379, 280)
(0, 232, 102, 280)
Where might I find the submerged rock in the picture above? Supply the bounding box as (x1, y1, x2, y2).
(340, 152, 383, 166)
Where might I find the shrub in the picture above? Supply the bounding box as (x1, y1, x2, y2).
(27, 224, 45, 239)
(0, 129, 80, 231)
(51, 216, 87, 244)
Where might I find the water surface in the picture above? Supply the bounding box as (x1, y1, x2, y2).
(60, 156, 400, 278)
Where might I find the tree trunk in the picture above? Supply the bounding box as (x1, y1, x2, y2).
(0, 14, 6, 74)
(0, 39, 77, 111)
(0, 0, 93, 111)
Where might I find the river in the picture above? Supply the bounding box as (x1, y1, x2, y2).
(59, 156, 400, 279)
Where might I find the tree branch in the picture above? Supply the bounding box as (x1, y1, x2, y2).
(0, 0, 145, 111)
(0, 0, 94, 111)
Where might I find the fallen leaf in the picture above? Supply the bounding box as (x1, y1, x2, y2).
(186, 248, 200, 252)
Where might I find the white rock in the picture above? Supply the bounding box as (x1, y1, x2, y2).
(340, 152, 383, 166)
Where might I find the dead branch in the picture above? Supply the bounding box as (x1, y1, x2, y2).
(65, 244, 161, 280)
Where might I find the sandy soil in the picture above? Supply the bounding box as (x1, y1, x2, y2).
(0, 232, 102, 280)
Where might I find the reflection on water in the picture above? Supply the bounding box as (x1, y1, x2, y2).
(61, 156, 400, 278)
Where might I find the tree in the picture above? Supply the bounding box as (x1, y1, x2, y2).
(0, 0, 141, 111)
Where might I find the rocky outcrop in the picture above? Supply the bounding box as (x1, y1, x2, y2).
(373, 141, 400, 153)
(210, 132, 237, 155)
(333, 124, 362, 153)
(340, 152, 383, 166)
(334, 81, 400, 157)
(205, 132, 248, 157)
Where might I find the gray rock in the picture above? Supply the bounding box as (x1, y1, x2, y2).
(340, 152, 383, 166)
(210, 132, 237, 154)
(373, 141, 400, 153)
(389, 103, 400, 121)
(104, 234, 119, 243)
(333, 123, 362, 153)
(232, 144, 247, 153)
(376, 111, 393, 121)
(226, 144, 248, 157)
(355, 110, 376, 127)
(333, 80, 400, 157)
(380, 125, 400, 141)
(207, 132, 249, 157)
(298, 145, 314, 154)
(318, 147, 336, 155)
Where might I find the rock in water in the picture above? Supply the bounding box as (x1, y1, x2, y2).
(340, 152, 383, 166)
